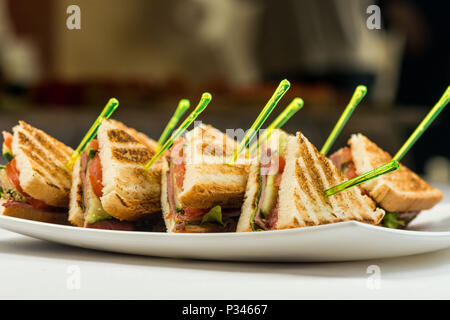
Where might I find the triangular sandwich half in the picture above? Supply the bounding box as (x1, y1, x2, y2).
(161, 124, 248, 233)
(330, 133, 443, 227)
(0, 121, 73, 224)
(237, 131, 385, 231)
(68, 119, 164, 231)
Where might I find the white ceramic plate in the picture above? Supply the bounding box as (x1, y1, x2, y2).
(1, 204, 450, 262)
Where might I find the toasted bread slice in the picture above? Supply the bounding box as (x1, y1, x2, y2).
(0, 199, 68, 225)
(237, 132, 385, 231)
(236, 160, 261, 232)
(68, 156, 84, 227)
(11, 121, 73, 208)
(161, 158, 231, 233)
(349, 133, 443, 212)
(276, 133, 384, 229)
(97, 119, 162, 221)
(177, 124, 248, 209)
(160, 158, 176, 232)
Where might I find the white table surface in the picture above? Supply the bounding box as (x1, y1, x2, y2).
(1, 185, 450, 300)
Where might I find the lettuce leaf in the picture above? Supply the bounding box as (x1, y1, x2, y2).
(201, 205, 224, 226)
(382, 212, 405, 229)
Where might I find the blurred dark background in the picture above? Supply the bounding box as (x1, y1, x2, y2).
(0, 0, 448, 183)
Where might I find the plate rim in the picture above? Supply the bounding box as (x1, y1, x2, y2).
(2, 210, 450, 239)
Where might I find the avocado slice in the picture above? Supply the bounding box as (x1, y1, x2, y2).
(259, 174, 278, 217)
(85, 192, 112, 225)
(84, 162, 112, 225)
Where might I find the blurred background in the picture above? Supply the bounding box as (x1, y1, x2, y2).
(0, 0, 448, 183)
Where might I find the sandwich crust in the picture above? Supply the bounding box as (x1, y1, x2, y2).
(349, 133, 443, 212)
(11, 121, 73, 208)
(160, 159, 175, 232)
(0, 199, 68, 225)
(68, 156, 84, 227)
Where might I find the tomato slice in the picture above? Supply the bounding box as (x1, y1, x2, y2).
(274, 173, 282, 188)
(89, 153, 104, 198)
(5, 159, 22, 194)
(89, 139, 99, 150)
(5, 159, 52, 210)
(174, 162, 185, 190)
(171, 138, 185, 190)
(184, 208, 209, 220)
(2, 131, 13, 150)
(278, 155, 286, 173)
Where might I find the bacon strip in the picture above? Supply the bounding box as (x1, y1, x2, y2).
(80, 151, 90, 217)
(167, 158, 177, 215)
(2, 199, 34, 209)
(330, 147, 357, 179)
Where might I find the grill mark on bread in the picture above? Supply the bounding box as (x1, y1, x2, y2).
(115, 194, 129, 208)
(306, 139, 360, 220)
(20, 146, 71, 187)
(311, 138, 376, 221)
(189, 125, 239, 156)
(19, 139, 71, 182)
(98, 119, 162, 217)
(76, 183, 83, 209)
(17, 130, 71, 182)
(316, 156, 352, 219)
(294, 161, 325, 222)
(45, 181, 61, 190)
(197, 140, 236, 158)
(107, 129, 138, 144)
(297, 135, 337, 219)
(300, 132, 383, 224)
(19, 121, 72, 161)
(296, 156, 333, 212)
(293, 191, 314, 226)
(111, 147, 152, 164)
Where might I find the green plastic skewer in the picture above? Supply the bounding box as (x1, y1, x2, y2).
(66, 98, 119, 169)
(393, 86, 450, 161)
(227, 79, 291, 165)
(157, 99, 190, 148)
(320, 85, 367, 155)
(325, 86, 449, 197)
(325, 160, 399, 197)
(248, 97, 303, 155)
(144, 93, 212, 170)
